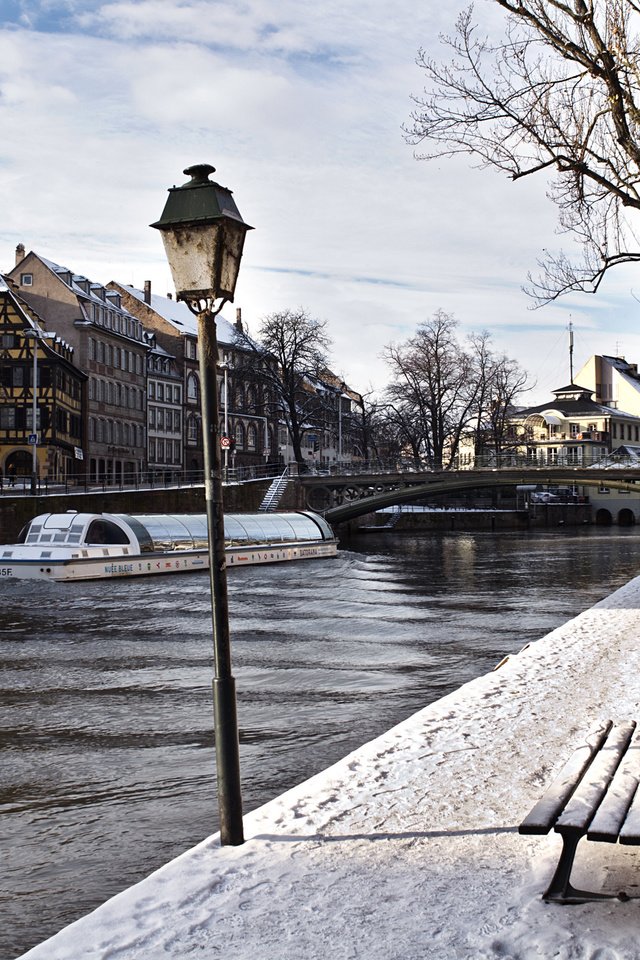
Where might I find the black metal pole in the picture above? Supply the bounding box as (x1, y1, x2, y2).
(198, 308, 244, 846)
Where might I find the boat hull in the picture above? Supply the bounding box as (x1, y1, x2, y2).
(0, 540, 338, 582)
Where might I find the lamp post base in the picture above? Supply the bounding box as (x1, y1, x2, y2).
(213, 676, 244, 845)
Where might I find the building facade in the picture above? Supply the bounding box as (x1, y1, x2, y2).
(509, 382, 640, 465)
(147, 343, 183, 479)
(0, 278, 85, 484)
(109, 282, 279, 474)
(7, 248, 150, 483)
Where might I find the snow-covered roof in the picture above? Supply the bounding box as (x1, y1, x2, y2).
(36, 255, 131, 314)
(517, 396, 640, 421)
(120, 285, 239, 345)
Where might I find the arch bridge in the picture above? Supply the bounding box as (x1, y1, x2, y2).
(295, 467, 640, 524)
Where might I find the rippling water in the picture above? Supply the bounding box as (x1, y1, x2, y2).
(2, 527, 640, 958)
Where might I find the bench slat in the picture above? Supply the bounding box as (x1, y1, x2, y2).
(556, 721, 636, 833)
(587, 727, 640, 842)
(519, 720, 613, 836)
(618, 752, 640, 844)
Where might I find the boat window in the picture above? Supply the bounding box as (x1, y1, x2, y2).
(18, 523, 34, 543)
(86, 520, 131, 545)
(2, 551, 12, 557)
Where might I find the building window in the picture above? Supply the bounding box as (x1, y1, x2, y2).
(187, 373, 199, 402)
(247, 424, 257, 450)
(20, 273, 33, 286)
(0, 406, 16, 428)
(187, 414, 199, 442)
(234, 422, 244, 449)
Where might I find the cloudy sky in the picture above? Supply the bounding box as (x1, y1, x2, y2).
(2, 0, 640, 404)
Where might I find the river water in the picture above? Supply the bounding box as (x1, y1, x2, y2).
(2, 527, 640, 958)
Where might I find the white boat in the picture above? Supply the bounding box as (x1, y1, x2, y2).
(0, 510, 338, 582)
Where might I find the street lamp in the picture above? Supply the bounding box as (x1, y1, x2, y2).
(218, 361, 231, 482)
(152, 163, 253, 846)
(23, 327, 56, 495)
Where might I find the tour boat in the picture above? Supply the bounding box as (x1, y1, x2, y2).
(0, 510, 338, 582)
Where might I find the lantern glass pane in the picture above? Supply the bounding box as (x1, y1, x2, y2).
(160, 222, 228, 300)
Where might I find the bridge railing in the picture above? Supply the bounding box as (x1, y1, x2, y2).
(0, 462, 287, 497)
(297, 451, 640, 477)
(3, 452, 638, 498)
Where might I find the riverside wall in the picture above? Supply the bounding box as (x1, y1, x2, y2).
(341, 502, 593, 535)
(0, 481, 273, 544)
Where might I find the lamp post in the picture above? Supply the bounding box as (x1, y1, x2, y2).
(218, 361, 230, 481)
(152, 163, 252, 846)
(23, 327, 56, 495)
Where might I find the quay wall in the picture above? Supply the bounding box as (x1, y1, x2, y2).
(344, 503, 593, 535)
(0, 482, 271, 543)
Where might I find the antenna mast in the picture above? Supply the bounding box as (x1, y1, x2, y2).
(568, 319, 574, 383)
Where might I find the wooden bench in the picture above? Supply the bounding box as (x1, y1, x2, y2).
(519, 719, 640, 903)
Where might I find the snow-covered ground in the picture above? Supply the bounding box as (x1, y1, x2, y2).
(20, 578, 640, 960)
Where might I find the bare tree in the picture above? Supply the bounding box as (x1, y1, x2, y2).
(384, 310, 479, 468)
(350, 390, 390, 463)
(236, 308, 332, 468)
(384, 313, 531, 467)
(467, 343, 532, 463)
(406, 1, 640, 301)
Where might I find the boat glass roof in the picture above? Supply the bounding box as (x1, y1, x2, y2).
(120, 512, 333, 551)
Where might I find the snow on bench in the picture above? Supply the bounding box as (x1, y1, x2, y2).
(519, 719, 640, 903)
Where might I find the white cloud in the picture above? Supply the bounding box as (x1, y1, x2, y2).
(0, 0, 638, 407)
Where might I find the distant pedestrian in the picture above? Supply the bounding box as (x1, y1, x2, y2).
(7, 464, 15, 487)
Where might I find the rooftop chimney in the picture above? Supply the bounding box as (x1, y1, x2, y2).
(235, 307, 243, 333)
(144, 280, 151, 305)
(15, 243, 25, 265)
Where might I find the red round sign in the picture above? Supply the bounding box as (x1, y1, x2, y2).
(220, 436, 231, 448)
